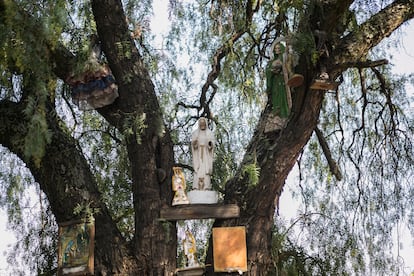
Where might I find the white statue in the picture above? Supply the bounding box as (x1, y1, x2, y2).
(191, 117, 215, 190)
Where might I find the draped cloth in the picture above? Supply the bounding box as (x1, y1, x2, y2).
(191, 118, 215, 190)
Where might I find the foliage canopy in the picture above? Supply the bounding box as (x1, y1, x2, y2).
(0, 0, 413, 275)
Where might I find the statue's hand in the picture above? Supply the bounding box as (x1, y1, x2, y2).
(271, 60, 282, 73)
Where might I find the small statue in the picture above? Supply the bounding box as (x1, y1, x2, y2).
(309, 30, 339, 91)
(265, 38, 303, 133)
(191, 117, 215, 190)
(266, 39, 303, 117)
(172, 167, 190, 206)
(183, 229, 200, 268)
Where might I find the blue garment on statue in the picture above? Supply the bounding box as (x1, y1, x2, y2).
(71, 74, 116, 98)
(103, 75, 115, 85)
(87, 79, 106, 91)
(72, 83, 88, 94)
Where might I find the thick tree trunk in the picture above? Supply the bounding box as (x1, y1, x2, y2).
(2, 0, 414, 275)
(1, 0, 178, 273)
(204, 83, 325, 274)
(204, 2, 352, 273)
(91, 1, 177, 273)
(206, 1, 414, 273)
(0, 99, 142, 274)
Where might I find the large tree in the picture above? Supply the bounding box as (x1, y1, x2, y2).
(0, 0, 413, 275)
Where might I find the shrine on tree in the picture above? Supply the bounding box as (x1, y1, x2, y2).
(161, 117, 247, 275)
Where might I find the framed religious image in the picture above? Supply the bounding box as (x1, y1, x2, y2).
(57, 219, 95, 275)
(212, 226, 247, 273)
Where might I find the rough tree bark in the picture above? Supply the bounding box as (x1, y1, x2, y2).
(205, 0, 414, 274)
(0, 0, 413, 275)
(90, 1, 177, 274)
(1, 0, 177, 274)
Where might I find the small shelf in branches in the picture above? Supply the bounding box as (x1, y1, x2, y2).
(160, 204, 240, 221)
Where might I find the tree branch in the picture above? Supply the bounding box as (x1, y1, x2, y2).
(200, 30, 245, 118)
(333, 0, 414, 66)
(315, 127, 343, 181)
(335, 58, 389, 70)
(0, 0, 76, 81)
(199, 1, 261, 118)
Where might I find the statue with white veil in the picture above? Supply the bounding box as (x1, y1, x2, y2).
(191, 117, 215, 190)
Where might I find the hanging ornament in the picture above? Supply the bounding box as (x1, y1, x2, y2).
(67, 64, 119, 110)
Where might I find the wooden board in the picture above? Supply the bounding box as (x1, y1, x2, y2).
(212, 226, 247, 273)
(175, 266, 205, 276)
(287, 74, 304, 88)
(310, 79, 339, 91)
(160, 204, 239, 221)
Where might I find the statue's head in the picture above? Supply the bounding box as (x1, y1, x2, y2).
(273, 42, 285, 55)
(198, 117, 207, 130)
(269, 38, 286, 60)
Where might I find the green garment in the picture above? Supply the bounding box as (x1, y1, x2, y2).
(266, 54, 290, 118)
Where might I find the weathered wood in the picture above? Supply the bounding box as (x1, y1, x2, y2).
(160, 204, 240, 221)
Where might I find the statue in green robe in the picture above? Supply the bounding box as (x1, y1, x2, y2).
(265, 42, 291, 118)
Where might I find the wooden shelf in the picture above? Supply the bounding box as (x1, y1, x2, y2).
(160, 204, 240, 221)
(175, 266, 205, 276)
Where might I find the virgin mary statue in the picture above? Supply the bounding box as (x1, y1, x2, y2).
(191, 117, 215, 190)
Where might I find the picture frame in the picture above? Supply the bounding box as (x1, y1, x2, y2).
(212, 226, 247, 273)
(57, 219, 95, 275)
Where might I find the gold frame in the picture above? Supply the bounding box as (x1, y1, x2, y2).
(212, 226, 247, 273)
(57, 219, 95, 275)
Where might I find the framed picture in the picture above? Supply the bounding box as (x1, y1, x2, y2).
(212, 226, 247, 273)
(58, 219, 95, 275)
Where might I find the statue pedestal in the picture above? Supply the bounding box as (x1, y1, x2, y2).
(188, 190, 218, 204)
(176, 266, 205, 276)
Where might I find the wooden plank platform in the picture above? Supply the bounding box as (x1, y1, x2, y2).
(160, 204, 240, 221)
(310, 79, 339, 91)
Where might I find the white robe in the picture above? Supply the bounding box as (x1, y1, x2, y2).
(191, 121, 215, 190)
